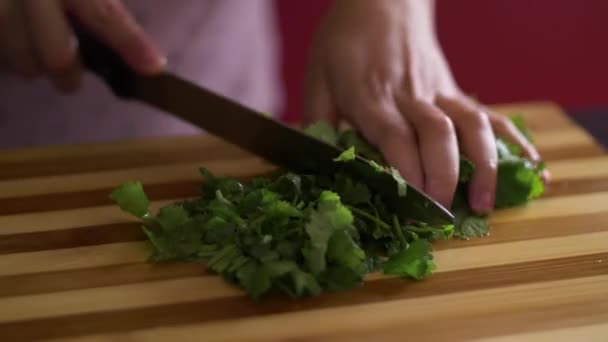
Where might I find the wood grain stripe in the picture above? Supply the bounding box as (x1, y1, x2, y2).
(0, 182, 201, 216)
(0, 135, 229, 163)
(0, 220, 606, 298)
(4, 273, 606, 342)
(3, 190, 607, 238)
(24, 206, 608, 255)
(533, 129, 602, 151)
(0, 129, 600, 184)
(0, 223, 143, 255)
(543, 178, 608, 198)
(0, 144, 249, 180)
(476, 323, 608, 342)
(0, 201, 173, 236)
(431, 231, 608, 273)
(0, 276, 243, 324)
(436, 211, 608, 249)
(3, 206, 608, 256)
(83, 275, 608, 342)
(538, 143, 604, 161)
(0, 135, 606, 198)
(313, 295, 608, 342)
(1, 169, 606, 216)
(1, 229, 606, 280)
(549, 156, 608, 180)
(0, 158, 272, 199)
(0, 262, 205, 298)
(0, 242, 148, 277)
(492, 102, 581, 131)
(489, 191, 608, 224)
(0, 150, 604, 218)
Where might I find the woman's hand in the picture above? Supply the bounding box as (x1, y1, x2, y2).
(0, 0, 165, 91)
(304, 0, 543, 213)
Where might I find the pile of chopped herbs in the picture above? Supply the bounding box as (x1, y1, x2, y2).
(110, 116, 545, 299)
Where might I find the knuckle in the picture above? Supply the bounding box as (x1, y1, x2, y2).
(491, 115, 512, 131)
(422, 112, 454, 135)
(373, 111, 413, 139)
(477, 157, 499, 174)
(384, 122, 414, 143)
(463, 109, 491, 130)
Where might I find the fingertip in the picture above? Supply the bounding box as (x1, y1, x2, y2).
(468, 163, 497, 214)
(542, 169, 552, 184)
(129, 42, 166, 75)
(469, 186, 495, 215)
(139, 49, 167, 75)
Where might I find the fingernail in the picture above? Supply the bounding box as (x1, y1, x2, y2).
(140, 46, 167, 74)
(145, 52, 167, 72)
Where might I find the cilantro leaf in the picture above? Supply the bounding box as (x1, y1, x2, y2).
(236, 261, 271, 299)
(389, 167, 407, 197)
(327, 229, 366, 272)
(291, 268, 322, 296)
(457, 216, 490, 240)
(497, 138, 521, 159)
(156, 205, 190, 231)
(495, 159, 544, 208)
(334, 146, 356, 162)
(303, 191, 354, 275)
(304, 120, 339, 146)
(459, 158, 475, 183)
(334, 174, 371, 206)
(383, 239, 437, 280)
(110, 181, 150, 218)
(321, 265, 364, 292)
(337, 129, 385, 163)
(510, 114, 533, 142)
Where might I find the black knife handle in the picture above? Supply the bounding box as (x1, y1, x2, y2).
(70, 18, 136, 98)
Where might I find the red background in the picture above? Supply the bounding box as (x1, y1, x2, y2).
(275, 0, 608, 123)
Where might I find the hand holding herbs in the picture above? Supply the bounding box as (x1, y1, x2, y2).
(111, 116, 545, 299)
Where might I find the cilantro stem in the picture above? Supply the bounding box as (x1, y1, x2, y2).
(405, 226, 445, 234)
(392, 215, 408, 246)
(348, 206, 390, 229)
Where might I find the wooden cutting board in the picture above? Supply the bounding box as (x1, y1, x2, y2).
(0, 101, 607, 341)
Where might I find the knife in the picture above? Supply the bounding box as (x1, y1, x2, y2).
(71, 22, 454, 225)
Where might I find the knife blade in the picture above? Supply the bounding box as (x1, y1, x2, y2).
(72, 22, 454, 225)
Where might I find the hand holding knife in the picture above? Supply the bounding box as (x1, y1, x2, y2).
(70, 20, 454, 225)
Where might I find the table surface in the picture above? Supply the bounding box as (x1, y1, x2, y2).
(0, 101, 607, 341)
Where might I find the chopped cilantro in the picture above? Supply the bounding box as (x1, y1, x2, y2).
(383, 239, 437, 280)
(369, 160, 385, 172)
(110, 181, 150, 218)
(111, 115, 545, 300)
(304, 120, 339, 145)
(389, 167, 408, 197)
(334, 146, 356, 162)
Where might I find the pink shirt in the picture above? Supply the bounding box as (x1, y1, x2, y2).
(0, 0, 283, 148)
